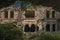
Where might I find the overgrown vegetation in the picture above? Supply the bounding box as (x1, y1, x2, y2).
(0, 23, 23, 40)
(0, 0, 60, 12)
(23, 33, 60, 40)
(0, 23, 60, 40)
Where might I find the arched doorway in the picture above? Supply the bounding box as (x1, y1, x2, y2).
(52, 24, 55, 32)
(46, 24, 50, 31)
(24, 24, 30, 32)
(30, 24, 35, 32)
(24, 24, 39, 32)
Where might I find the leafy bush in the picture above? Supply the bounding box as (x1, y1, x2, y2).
(1, 23, 60, 40)
(38, 33, 55, 40)
(27, 33, 60, 40)
(55, 34, 60, 40)
(0, 24, 23, 40)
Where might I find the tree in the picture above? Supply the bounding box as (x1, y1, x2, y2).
(37, 33, 55, 40)
(0, 24, 23, 40)
(1, 0, 60, 12)
(0, 0, 16, 9)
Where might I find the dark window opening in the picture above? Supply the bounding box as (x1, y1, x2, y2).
(10, 11, 14, 18)
(24, 24, 30, 32)
(37, 26, 39, 31)
(25, 11, 35, 18)
(57, 24, 60, 31)
(30, 24, 35, 32)
(46, 11, 50, 18)
(52, 11, 55, 18)
(42, 27, 44, 30)
(46, 24, 50, 31)
(24, 24, 39, 32)
(52, 24, 55, 32)
(4, 10, 8, 18)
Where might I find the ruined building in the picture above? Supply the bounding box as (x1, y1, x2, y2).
(0, 5, 60, 34)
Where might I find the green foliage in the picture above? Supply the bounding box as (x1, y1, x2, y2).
(0, 23, 23, 40)
(0, 23, 60, 40)
(24, 33, 60, 40)
(38, 33, 55, 40)
(0, 0, 16, 8)
(55, 34, 60, 40)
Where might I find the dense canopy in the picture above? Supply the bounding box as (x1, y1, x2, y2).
(0, 0, 60, 12)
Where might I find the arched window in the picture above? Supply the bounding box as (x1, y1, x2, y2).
(46, 24, 50, 31)
(52, 24, 55, 32)
(46, 11, 50, 18)
(30, 24, 35, 32)
(4, 10, 8, 18)
(24, 24, 30, 32)
(10, 11, 14, 18)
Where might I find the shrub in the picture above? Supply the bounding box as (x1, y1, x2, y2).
(0, 24, 23, 40)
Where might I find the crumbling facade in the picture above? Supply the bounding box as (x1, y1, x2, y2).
(0, 6, 60, 34)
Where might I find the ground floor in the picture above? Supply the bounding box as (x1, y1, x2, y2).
(17, 19, 60, 34)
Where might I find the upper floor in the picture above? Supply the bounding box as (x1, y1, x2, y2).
(0, 5, 60, 23)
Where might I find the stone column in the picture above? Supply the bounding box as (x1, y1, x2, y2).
(50, 11, 52, 18)
(2, 11, 4, 19)
(44, 22, 47, 32)
(8, 10, 10, 19)
(50, 22, 52, 32)
(55, 23, 57, 32)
